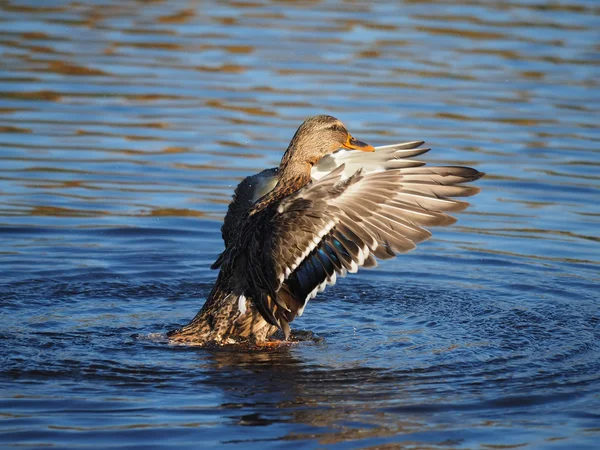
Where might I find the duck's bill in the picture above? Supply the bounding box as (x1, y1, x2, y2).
(343, 135, 375, 152)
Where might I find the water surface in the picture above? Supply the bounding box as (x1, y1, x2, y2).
(1, 0, 599, 448)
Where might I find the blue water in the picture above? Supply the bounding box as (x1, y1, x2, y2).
(1, 0, 599, 448)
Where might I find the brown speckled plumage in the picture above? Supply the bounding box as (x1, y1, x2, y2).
(168, 115, 483, 346)
(168, 271, 278, 345)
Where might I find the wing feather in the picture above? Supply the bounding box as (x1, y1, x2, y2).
(219, 141, 483, 332)
(246, 160, 483, 330)
(311, 140, 431, 180)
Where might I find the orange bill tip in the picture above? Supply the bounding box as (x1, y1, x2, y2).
(342, 135, 375, 152)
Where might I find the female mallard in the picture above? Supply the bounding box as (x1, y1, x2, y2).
(169, 115, 483, 345)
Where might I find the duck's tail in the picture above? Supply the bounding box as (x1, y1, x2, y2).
(167, 282, 278, 345)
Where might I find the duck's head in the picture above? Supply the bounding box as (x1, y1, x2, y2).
(282, 115, 374, 167)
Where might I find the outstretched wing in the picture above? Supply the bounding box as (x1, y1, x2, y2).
(218, 140, 430, 250)
(311, 140, 430, 180)
(250, 162, 483, 331)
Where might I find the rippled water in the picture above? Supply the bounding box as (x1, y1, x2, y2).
(1, 0, 599, 448)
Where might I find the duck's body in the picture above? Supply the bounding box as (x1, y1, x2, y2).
(168, 115, 483, 346)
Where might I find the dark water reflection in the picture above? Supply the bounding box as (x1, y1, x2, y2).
(1, 0, 599, 448)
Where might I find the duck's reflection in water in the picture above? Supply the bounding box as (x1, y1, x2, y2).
(194, 345, 448, 447)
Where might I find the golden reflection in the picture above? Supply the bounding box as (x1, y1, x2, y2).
(224, 45, 254, 54)
(157, 8, 195, 24)
(195, 64, 246, 73)
(520, 70, 545, 78)
(124, 27, 177, 36)
(30, 206, 107, 217)
(147, 208, 205, 218)
(213, 16, 237, 25)
(46, 61, 108, 76)
(242, 11, 286, 19)
(116, 42, 182, 50)
(357, 49, 381, 58)
(2, 90, 62, 101)
(0, 125, 31, 133)
(20, 31, 50, 40)
(161, 146, 188, 154)
(230, 1, 266, 8)
(2, 3, 63, 13)
(412, 13, 587, 31)
(394, 68, 476, 81)
(26, 44, 56, 54)
(420, 26, 505, 40)
(206, 99, 276, 117)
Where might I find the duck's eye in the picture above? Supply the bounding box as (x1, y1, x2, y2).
(330, 124, 344, 133)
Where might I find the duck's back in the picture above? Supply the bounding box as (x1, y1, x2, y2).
(221, 167, 279, 247)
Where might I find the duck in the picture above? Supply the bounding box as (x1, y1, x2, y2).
(168, 115, 483, 346)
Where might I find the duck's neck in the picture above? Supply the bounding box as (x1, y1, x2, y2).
(252, 147, 313, 212)
(278, 159, 312, 190)
(276, 140, 315, 191)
